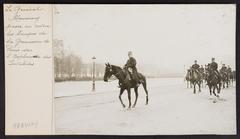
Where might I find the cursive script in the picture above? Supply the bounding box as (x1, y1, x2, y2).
(5, 4, 52, 66)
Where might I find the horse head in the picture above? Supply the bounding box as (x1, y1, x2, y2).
(103, 63, 113, 82)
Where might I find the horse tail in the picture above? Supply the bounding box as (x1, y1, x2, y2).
(140, 74, 149, 105)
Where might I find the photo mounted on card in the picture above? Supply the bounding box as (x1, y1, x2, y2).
(4, 4, 236, 135)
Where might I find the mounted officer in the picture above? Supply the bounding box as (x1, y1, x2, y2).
(191, 60, 200, 74)
(220, 64, 227, 74)
(123, 51, 142, 86)
(210, 58, 220, 76)
(227, 65, 232, 74)
(204, 64, 209, 73)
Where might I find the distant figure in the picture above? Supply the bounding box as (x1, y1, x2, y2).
(124, 51, 142, 86)
(192, 60, 200, 74)
(185, 66, 192, 88)
(227, 65, 232, 74)
(199, 65, 205, 86)
(189, 60, 202, 93)
(199, 65, 204, 74)
(210, 58, 220, 76)
(227, 65, 234, 85)
(220, 64, 227, 74)
(220, 64, 229, 88)
(204, 64, 209, 73)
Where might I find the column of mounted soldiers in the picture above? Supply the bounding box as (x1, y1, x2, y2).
(185, 58, 236, 89)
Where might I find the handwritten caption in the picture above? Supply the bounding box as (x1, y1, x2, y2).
(5, 5, 52, 66)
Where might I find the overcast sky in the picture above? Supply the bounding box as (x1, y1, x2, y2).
(53, 4, 235, 74)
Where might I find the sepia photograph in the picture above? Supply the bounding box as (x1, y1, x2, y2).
(53, 5, 236, 135)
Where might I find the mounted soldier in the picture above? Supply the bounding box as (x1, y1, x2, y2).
(191, 60, 200, 74)
(123, 51, 142, 87)
(205, 64, 209, 74)
(205, 58, 222, 97)
(210, 58, 220, 77)
(199, 65, 205, 76)
(200, 65, 204, 72)
(227, 65, 232, 75)
(220, 64, 227, 74)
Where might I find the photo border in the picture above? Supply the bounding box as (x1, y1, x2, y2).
(0, 0, 239, 139)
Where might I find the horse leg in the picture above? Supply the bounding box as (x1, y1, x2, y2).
(119, 88, 125, 108)
(198, 82, 201, 92)
(218, 82, 221, 94)
(127, 89, 132, 108)
(216, 85, 220, 97)
(213, 86, 216, 96)
(193, 83, 196, 94)
(208, 85, 212, 96)
(213, 86, 219, 97)
(142, 80, 149, 105)
(132, 87, 138, 108)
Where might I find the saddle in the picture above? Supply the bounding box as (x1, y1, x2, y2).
(118, 69, 141, 88)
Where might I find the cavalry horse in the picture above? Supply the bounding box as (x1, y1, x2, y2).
(220, 71, 229, 88)
(189, 68, 202, 94)
(103, 63, 149, 108)
(206, 69, 222, 97)
(228, 71, 234, 86)
(185, 70, 192, 88)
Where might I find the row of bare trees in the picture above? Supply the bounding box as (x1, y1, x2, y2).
(53, 39, 105, 82)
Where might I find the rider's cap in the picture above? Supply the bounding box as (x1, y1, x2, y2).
(194, 60, 197, 62)
(212, 57, 215, 60)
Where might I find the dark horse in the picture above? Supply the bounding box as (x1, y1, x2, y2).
(189, 68, 202, 94)
(220, 71, 229, 89)
(185, 70, 192, 88)
(206, 69, 221, 97)
(228, 71, 234, 86)
(103, 63, 149, 108)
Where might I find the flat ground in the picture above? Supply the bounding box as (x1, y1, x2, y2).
(55, 78, 236, 135)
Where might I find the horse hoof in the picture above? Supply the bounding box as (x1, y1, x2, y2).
(132, 105, 136, 108)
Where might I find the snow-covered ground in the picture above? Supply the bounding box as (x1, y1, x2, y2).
(54, 78, 236, 135)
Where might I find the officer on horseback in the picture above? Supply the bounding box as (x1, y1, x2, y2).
(192, 60, 200, 74)
(210, 58, 220, 77)
(227, 65, 232, 74)
(123, 51, 142, 86)
(220, 64, 227, 74)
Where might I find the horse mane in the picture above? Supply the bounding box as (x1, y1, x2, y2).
(110, 64, 122, 71)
